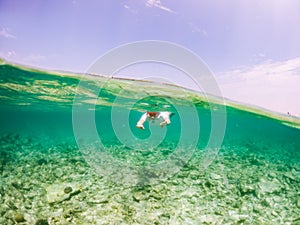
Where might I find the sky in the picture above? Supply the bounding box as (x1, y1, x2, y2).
(0, 0, 300, 115)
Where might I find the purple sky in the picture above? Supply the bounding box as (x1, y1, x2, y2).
(1, 0, 300, 115)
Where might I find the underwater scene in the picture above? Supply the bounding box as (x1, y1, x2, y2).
(0, 60, 300, 225)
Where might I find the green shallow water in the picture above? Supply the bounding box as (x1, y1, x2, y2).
(0, 61, 300, 224)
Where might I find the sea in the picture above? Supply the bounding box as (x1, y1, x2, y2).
(0, 60, 300, 224)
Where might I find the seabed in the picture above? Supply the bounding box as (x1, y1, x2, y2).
(1, 134, 300, 224)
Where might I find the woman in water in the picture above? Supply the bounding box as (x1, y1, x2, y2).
(136, 111, 172, 130)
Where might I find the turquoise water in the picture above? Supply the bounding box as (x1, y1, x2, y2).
(0, 61, 300, 224)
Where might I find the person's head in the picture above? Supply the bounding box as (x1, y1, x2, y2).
(147, 111, 158, 119)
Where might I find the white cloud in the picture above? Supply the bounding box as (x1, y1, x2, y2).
(188, 22, 208, 37)
(0, 50, 16, 59)
(123, 4, 138, 14)
(0, 28, 16, 39)
(217, 58, 300, 116)
(145, 0, 176, 13)
(257, 53, 266, 58)
(23, 54, 47, 64)
(7, 51, 16, 57)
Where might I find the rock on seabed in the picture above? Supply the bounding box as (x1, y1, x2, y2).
(45, 183, 81, 204)
(259, 177, 282, 194)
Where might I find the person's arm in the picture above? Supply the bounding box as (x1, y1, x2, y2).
(159, 112, 171, 127)
(136, 113, 147, 130)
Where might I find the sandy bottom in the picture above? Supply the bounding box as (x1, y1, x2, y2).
(1, 134, 300, 225)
